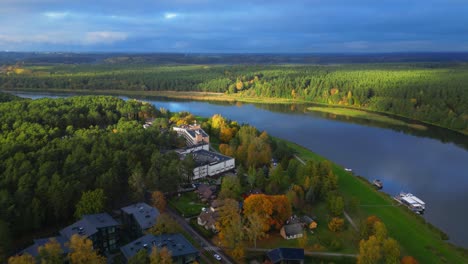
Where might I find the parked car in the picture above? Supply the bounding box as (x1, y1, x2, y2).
(214, 254, 222, 261)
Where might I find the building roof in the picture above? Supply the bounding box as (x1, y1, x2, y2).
(20, 236, 70, 257)
(191, 149, 232, 167)
(301, 216, 315, 225)
(121, 203, 160, 231)
(60, 213, 119, 239)
(267, 248, 305, 263)
(120, 233, 199, 261)
(198, 211, 219, 228)
(282, 223, 303, 237)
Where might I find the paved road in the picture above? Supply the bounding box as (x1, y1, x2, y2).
(167, 207, 234, 264)
(247, 247, 358, 258)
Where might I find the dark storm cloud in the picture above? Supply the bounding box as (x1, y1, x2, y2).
(0, 0, 467, 52)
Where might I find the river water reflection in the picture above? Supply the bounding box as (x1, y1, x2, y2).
(11, 92, 468, 248)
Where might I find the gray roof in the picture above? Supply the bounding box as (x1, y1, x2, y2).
(20, 236, 70, 257)
(120, 233, 199, 261)
(267, 248, 304, 263)
(283, 223, 303, 236)
(121, 203, 160, 230)
(60, 213, 119, 239)
(191, 149, 232, 166)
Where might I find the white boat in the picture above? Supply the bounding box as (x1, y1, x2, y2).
(344, 168, 353, 172)
(394, 192, 425, 214)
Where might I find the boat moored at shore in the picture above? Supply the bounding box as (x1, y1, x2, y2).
(394, 192, 425, 214)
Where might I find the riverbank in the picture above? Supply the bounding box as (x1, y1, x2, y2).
(277, 138, 468, 263)
(307, 106, 428, 130)
(6, 88, 466, 136)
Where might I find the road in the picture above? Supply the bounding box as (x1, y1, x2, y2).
(167, 207, 234, 264)
(247, 247, 358, 258)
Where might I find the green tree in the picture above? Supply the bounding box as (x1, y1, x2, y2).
(74, 189, 106, 219)
(219, 175, 242, 199)
(8, 254, 35, 264)
(129, 249, 149, 264)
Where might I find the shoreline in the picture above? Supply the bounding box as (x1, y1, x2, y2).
(275, 137, 468, 263)
(5, 88, 467, 136)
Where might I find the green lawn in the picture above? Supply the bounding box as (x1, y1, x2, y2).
(279, 138, 468, 264)
(169, 192, 206, 217)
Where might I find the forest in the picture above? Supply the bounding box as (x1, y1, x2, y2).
(1, 62, 467, 134)
(0, 94, 195, 259)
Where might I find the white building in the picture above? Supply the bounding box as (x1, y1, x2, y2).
(173, 124, 209, 146)
(184, 149, 235, 180)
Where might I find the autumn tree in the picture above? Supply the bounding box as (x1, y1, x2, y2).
(383, 238, 400, 264)
(328, 217, 345, 232)
(215, 199, 245, 260)
(151, 191, 166, 212)
(269, 195, 292, 229)
(150, 246, 173, 264)
(148, 214, 180, 235)
(358, 235, 382, 264)
(245, 212, 267, 248)
(243, 194, 273, 232)
(68, 234, 106, 264)
(401, 256, 419, 264)
(38, 238, 64, 264)
(327, 195, 344, 216)
(8, 254, 35, 264)
(74, 189, 106, 219)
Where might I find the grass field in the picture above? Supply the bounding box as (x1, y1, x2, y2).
(307, 106, 427, 130)
(169, 192, 206, 217)
(279, 138, 468, 264)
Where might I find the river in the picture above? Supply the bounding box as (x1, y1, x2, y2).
(10, 91, 468, 248)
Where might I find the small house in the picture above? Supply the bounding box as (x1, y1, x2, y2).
(280, 223, 304, 240)
(300, 216, 317, 230)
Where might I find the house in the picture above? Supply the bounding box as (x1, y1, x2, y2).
(20, 236, 70, 259)
(300, 216, 317, 230)
(265, 248, 305, 264)
(60, 213, 119, 253)
(210, 199, 224, 212)
(121, 202, 160, 238)
(280, 223, 304, 240)
(120, 233, 199, 264)
(197, 211, 219, 232)
(195, 184, 217, 202)
(173, 124, 210, 146)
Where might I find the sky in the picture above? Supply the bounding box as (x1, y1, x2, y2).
(0, 0, 467, 53)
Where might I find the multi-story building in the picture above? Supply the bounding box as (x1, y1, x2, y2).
(173, 124, 209, 146)
(121, 202, 160, 239)
(120, 233, 199, 263)
(60, 213, 120, 253)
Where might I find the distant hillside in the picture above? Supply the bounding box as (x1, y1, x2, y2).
(2, 52, 468, 65)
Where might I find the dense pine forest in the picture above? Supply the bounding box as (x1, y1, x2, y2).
(1, 63, 467, 134)
(0, 95, 192, 259)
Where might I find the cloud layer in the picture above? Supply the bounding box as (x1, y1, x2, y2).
(0, 0, 467, 52)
